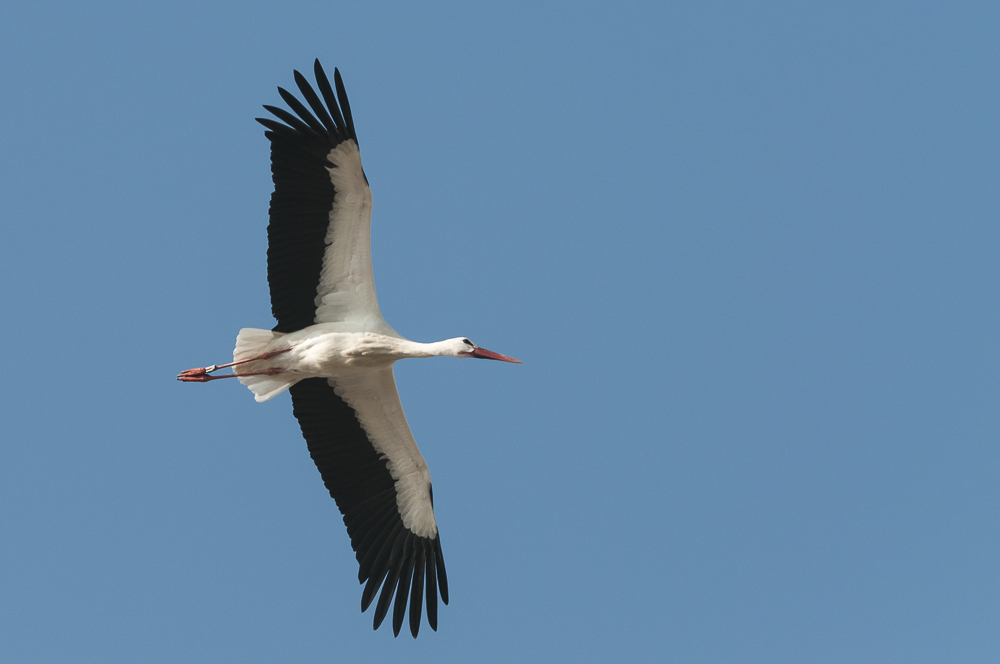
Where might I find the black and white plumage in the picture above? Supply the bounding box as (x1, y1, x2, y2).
(178, 60, 520, 638)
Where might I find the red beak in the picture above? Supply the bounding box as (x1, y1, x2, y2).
(470, 347, 523, 364)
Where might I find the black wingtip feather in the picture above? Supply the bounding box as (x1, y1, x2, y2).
(333, 68, 358, 144)
(373, 534, 410, 630)
(314, 60, 347, 133)
(356, 503, 402, 582)
(277, 85, 327, 135)
(361, 563, 389, 613)
(426, 547, 438, 631)
(255, 117, 283, 132)
(262, 104, 312, 133)
(392, 550, 415, 637)
(435, 537, 449, 605)
(294, 69, 339, 134)
(361, 520, 404, 609)
(409, 544, 426, 638)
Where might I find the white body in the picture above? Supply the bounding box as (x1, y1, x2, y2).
(234, 326, 470, 402)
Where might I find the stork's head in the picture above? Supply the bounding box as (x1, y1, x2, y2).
(447, 337, 522, 363)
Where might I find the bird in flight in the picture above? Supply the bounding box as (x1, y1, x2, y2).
(178, 60, 521, 638)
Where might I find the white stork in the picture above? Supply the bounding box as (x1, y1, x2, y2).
(178, 60, 521, 638)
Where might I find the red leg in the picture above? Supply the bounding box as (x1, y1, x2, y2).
(177, 347, 293, 382)
(177, 368, 287, 383)
(208, 347, 293, 372)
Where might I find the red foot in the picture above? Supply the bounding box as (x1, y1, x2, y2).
(177, 367, 222, 382)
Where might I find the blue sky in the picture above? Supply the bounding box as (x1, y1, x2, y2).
(2, 1, 999, 661)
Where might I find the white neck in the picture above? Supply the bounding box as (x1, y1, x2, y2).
(392, 338, 461, 359)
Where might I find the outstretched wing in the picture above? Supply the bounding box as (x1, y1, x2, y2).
(257, 60, 396, 335)
(289, 372, 448, 638)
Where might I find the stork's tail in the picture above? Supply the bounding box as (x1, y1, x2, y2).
(234, 328, 301, 402)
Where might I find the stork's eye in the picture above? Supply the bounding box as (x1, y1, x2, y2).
(462, 338, 473, 346)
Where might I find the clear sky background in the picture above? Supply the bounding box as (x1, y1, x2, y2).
(2, 1, 998, 662)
